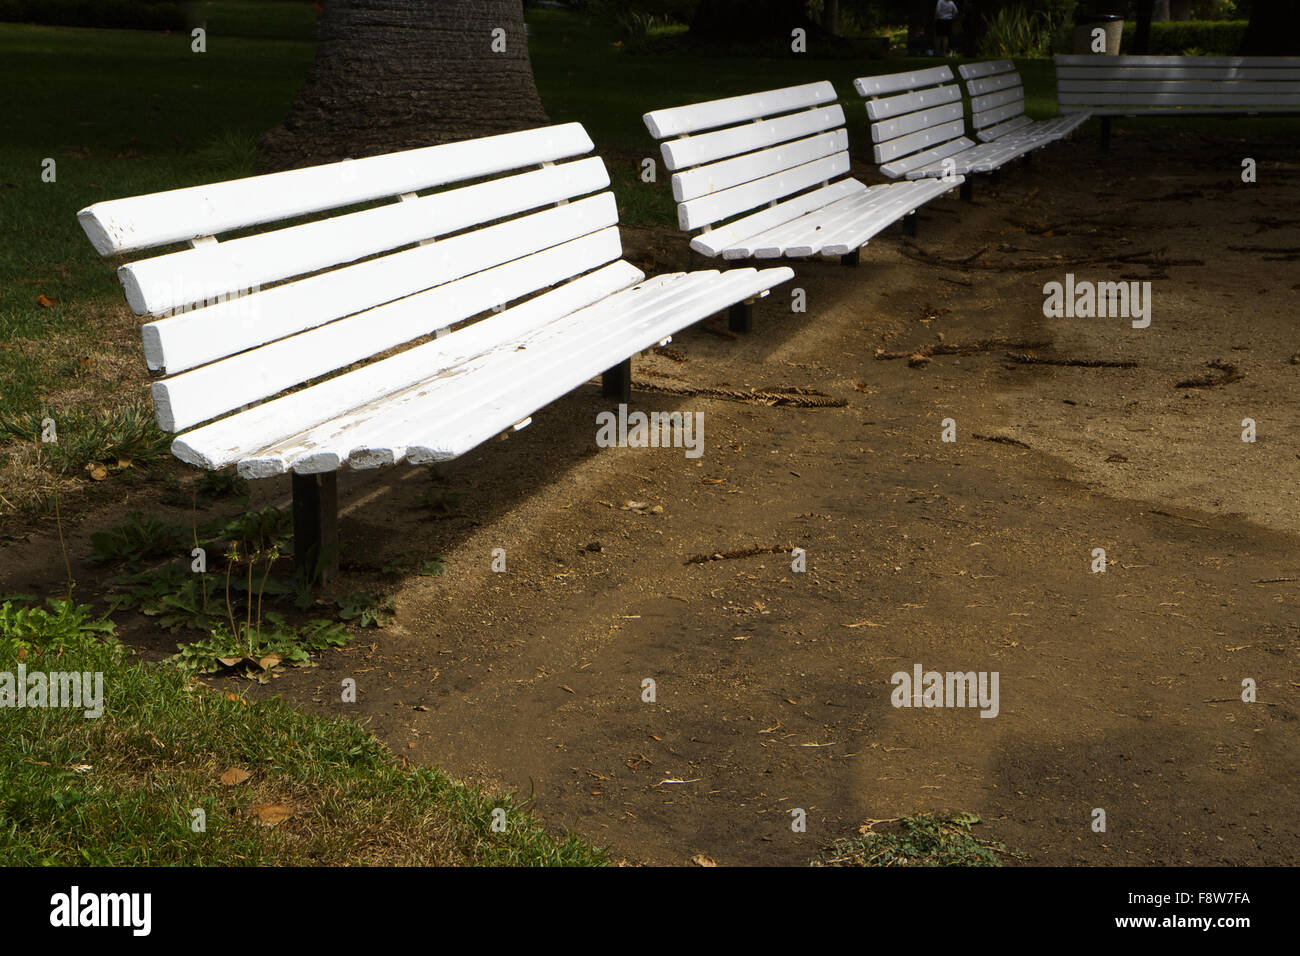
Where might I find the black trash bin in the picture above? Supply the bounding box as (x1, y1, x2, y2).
(1073, 10, 1123, 55)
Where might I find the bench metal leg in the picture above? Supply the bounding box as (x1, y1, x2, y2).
(840, 248, 861, 268)
(1099, 117, 1112, 153)
(903, 212, 918, 237)
(602, 357, 632, 405)
(959, 179, 973, 201)
(728, 300, 753, 333)
(292, 471, 338, 586)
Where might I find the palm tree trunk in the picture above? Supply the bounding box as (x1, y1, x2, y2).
(260, 0, 550, 170)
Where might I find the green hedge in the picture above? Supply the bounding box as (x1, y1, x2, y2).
(1122, 20, 1249, 55)
(0, 0, 186, 31)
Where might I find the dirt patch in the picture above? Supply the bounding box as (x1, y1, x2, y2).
(4, 122, 1298, 866)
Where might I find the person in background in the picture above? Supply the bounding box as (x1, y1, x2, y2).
(935, 0, 958, 56)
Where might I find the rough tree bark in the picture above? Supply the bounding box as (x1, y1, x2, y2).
(260, 0, 549, 170)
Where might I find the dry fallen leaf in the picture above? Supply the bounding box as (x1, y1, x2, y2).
(690, 853, 717, 867)
(84, 462, 108, 481)
(248, 804, 294, 826)
(220, 766, 250, 786)
(257, 652, 282, 671)
(36, 294, 57, 308)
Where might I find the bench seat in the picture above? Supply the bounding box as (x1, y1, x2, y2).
(644, 81, 960, 261)
(177, 263, 785, 477)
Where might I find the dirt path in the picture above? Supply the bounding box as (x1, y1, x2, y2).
(4, 122, 1297, 865)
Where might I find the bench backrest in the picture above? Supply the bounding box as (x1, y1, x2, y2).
(957, 60, 1033, 141)
(854, 66, 973, 179)
(78, 124, 638, 436)
(1054, 55, 1300, 113)
(642, 82, 851, 235)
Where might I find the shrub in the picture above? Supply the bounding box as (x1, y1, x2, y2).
(1121, 20, 1249, 55)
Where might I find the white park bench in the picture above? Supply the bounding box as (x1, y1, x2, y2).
(957, 59, 1090, 148)
(1054, 55, 1300, 151)
(77, 123, 792, 579)
(855, 66, 1052, 200)
(642, 81, 962, 271)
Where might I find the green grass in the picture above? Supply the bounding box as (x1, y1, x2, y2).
(0, 596, 604, 865)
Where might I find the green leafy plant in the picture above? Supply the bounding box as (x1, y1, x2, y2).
(167, 614, 348, 677)
(335, 591, 395, 629)
(89, 511, 186, 568)
(0, 597, 116, 658)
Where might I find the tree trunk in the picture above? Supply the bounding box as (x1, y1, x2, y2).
(260, 0, 549, 171)
(1132, 0, 1155, 55)
(821, 0, 840, 35)
(1241, 0, 1300, 55)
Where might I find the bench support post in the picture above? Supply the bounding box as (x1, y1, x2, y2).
(728, 300, 753, 333)
(959, 179, 973, 201)
(903, 212, 918, 238)
(292, 471, 338, 586)
(840, 248, 861, 268)
(1099, 117, 1112, 153)
(990, 168, 1002, 186)
(602, 357, 632, 405)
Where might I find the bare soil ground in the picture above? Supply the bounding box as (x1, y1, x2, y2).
(3, 121, 1298, 865)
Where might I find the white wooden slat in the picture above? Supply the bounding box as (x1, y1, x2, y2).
(1055, 54, 1300, 67)
(854, 66, 953, 98)
(644, 82, 837, 139)
(76, 124, 594, 255)
(754, 177, 950, 258)
(671, 129, 848, 202)
(1058, 91, 1300, 107)
(252, 271, 685, 473)
(882, 136, 974, 179)
(978, 115, 1035, 141)
(971, 86, 1024, 116)
(1058, 80, 1300, 95)
(972, 99, 1027, 130)
(677, 152, 850, 231)
(120, 157, 611, 316)
(966, 71, 1021, 96)
(252, 266, 791, 473)
(1056, 66, 1300, 81)
(871, 102, 964, 144)
(864, 83, 961, 121)
(873, 119, 966, 164)
(154, 222, 624, 432)
(143, 193, 618, 376)
(958, 60, 1014, 80)
(401, 267, 792, 465)
(689, 179, 866, 258)
(813, 177, 958, 256)
(173, 260, 647, 472)
(658, 105, 844, 171)
(736, 186, 891, 258)
(338, 272, 747, 468)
